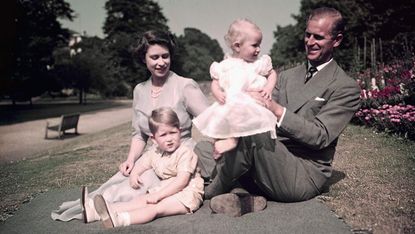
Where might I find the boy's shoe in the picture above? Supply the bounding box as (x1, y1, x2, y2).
(94, 195, 116, 228)
(81, 186, 100, 223)
(209, 193, 267, 217)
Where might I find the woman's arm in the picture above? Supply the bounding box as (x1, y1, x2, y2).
(120, 83, 149, 176)
(119, 138, 146, 176)
(146, 172, 191, 204)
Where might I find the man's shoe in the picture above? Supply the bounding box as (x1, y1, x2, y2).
(230, 187, 250, 196)
(209, 193, 267, 217)
(204, 176, 229, 200)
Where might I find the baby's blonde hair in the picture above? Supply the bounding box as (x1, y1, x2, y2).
(224, 18, 261, 51)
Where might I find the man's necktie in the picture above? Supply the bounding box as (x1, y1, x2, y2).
(305, 66, 317, 83)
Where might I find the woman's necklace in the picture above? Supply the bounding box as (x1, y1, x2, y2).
(151, 86, 163, 98)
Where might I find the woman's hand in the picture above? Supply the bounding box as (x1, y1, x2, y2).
(120, 138, 146, 176)
(119, 159, 135, 176)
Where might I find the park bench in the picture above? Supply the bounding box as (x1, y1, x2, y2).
(44, 113, 80, 139)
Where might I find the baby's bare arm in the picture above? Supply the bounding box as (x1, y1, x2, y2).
(211, 79, 226, 104)
(263, 69, 278, 95)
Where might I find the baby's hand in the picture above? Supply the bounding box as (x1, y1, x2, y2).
(211, 79, 226, 104)
(129, 173, 143, 189)
(213, 90, 226, 105)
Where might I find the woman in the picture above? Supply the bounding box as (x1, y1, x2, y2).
(51, 30, 210, 222)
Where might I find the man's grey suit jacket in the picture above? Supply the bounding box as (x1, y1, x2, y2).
(274, 60, 361, 187)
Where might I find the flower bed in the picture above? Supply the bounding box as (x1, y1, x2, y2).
(354, 104, 415, 139)
(353, 58, 415, 140)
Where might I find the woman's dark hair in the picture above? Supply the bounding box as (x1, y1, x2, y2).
(132, 30, 177, 64)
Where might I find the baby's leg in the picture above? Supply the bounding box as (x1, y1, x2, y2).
(213, 138, 239, 160)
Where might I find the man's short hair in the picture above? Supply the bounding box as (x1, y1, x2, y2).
(308, 7, 345, 38)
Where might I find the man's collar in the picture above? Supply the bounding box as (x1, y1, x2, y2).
(308, 58, 333, 72)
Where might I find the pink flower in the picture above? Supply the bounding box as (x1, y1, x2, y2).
(390, 118, 401, 123)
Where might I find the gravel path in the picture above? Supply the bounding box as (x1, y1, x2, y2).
(0, 103, 132, 164)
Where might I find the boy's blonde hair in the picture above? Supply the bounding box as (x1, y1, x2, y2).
(224, 18, 261, 51)
(148, 107, 180, 135)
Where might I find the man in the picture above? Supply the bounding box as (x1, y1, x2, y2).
(197, 7, 361, 216)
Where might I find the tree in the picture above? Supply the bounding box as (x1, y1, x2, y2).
(176, 28, 224, 81)
(51, 35, 119, 103)
(270, 0, 415, 70)
(270, 24, 304, 70)
(6, 0, 73, 102)
(103, 0, 169, 94)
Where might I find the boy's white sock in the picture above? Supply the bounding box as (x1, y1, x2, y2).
(116, 212, 131, 227)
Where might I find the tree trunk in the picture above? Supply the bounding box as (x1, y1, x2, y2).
(79, 88, 83, 104)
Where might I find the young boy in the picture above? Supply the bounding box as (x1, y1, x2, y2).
(92, 107, 204, 228)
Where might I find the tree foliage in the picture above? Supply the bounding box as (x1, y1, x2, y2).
(4, 0, 73, 100)
(270, 0, 415, 70)
(51, 36, 122, 102)
(103, 0, 169, 93)
(176, 28, 224, 81)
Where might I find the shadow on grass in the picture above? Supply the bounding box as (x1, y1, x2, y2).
(44, 132, 83, 140)
(0, 99, 131, 126)
(322, 170, 346, 193)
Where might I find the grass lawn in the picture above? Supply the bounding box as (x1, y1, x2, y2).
(322, 125, 415, 233)
(0, 122, 414, 233)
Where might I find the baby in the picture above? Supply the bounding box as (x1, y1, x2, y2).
(193, 18, 278, 159)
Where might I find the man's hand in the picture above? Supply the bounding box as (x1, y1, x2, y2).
(260, 89, 273, 101)
(247, 88, 284, 119)
(247, 88, 272, 108)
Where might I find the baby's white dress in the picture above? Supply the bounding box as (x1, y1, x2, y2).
(193, 55, 278, 139)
